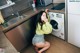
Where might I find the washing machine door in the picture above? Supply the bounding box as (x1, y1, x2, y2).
(50, 19, 62, 32)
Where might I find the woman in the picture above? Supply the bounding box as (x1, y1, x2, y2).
(32, 10, 52, 53)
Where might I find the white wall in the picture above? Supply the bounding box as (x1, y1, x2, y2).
(53, 0, 65, 3)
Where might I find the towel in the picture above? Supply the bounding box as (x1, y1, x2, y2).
(0, 11, 4, 24)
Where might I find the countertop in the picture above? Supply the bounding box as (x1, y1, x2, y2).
(0, 10, 40, 33)
(0, 8, 65, 33)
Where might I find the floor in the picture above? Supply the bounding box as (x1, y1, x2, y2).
(0, 31, 19, 53)
(0, 3, 80, 53)
(22, 35, 80, 53)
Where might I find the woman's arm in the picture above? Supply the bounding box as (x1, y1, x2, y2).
(42, 22, 53, 34)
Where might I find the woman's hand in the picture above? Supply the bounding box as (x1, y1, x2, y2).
(45, 9, 49, 13)
(41, 12, 48, 23)
(44, 18, 48, 22)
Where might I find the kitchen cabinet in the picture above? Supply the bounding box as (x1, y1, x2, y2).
(4, 14, 37, 52)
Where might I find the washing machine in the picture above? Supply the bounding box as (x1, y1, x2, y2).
(49, 12, 65, 40)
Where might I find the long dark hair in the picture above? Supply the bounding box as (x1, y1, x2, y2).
(36, 11, 48, 29)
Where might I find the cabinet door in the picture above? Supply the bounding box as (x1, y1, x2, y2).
(5, 17, 36, 51)
(5, 26, 27, 51)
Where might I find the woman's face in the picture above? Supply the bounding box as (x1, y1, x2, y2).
(41, 12, 48, 22)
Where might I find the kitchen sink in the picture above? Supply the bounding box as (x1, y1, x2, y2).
(7, 15, 27, 26)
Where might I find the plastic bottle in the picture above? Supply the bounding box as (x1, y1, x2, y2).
(32, 0, 37, 12)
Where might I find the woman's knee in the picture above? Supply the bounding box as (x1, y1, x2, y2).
(45, 42, 50, 48)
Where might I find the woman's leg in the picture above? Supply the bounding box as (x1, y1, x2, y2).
(34, 42, 45, 53)
(35, 46, 38, 52)
(38, 41, 50, 53)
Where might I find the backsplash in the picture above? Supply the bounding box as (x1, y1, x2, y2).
(1, 0, 33, 18)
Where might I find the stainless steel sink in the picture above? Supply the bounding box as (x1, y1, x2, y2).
(7, 15, 27, 26)
(7, 18, 19, 25)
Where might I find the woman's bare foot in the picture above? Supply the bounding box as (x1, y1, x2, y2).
(38, 51, 41, 53)
(38, 42, 50, 53)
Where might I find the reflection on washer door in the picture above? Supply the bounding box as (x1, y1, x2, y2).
(50, 20, 62, 32)
(50, 20, 58, 29)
